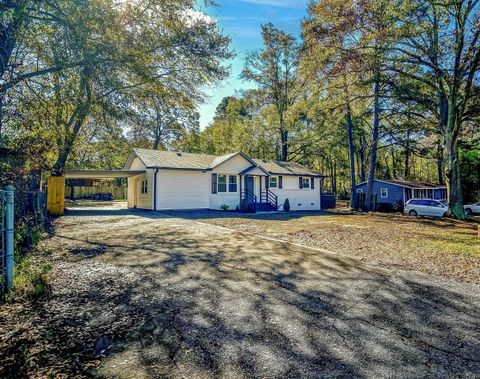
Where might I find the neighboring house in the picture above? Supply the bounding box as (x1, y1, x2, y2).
(124, 149, 327, 212)
(355, 179, 447, 209)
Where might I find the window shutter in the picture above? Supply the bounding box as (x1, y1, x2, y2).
(279, 176, 283, 189)
(212, 174, 217, 194)
(265, 177, 269, 189)
(311, 177, 315, 189)
(299, 177, 303, 189)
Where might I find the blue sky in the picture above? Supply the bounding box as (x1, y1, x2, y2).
(198, 0, 309, 129)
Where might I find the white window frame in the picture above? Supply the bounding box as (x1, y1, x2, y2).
(217, 174, 227, 193)
(302, 177, 310, 189)
(356, 188, 363, 193)
(269, 176, 278, 188)
(380, 187, 388, 198)
(228, 175, 238, 193)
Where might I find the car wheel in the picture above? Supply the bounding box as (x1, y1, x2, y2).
(409, 210, 418, 217)
(465, 208, 472, 215)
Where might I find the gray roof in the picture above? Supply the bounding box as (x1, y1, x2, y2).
(130, 149, 324, 176)
(132, 149, 220, 170)
(253, 159, 324, 177)
(384, 179, 446, 189)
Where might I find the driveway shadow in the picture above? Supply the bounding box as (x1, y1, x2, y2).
(14, 205, 480, 378)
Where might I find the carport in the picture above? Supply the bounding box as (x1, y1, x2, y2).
(47, 170, 145, 215)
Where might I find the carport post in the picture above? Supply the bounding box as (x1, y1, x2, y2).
(47, 176, 65, 216)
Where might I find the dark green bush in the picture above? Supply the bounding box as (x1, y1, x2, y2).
(283, 198, 290, 212)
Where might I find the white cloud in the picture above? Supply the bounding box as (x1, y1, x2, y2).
(182, 8, 216, 26)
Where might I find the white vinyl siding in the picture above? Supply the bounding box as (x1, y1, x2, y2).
(269, 176, 321, 211)
(155, 170, 209, 210)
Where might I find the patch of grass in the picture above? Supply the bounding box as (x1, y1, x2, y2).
(10, 256, 52, 300)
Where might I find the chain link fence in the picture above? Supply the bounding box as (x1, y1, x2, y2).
(1, 186, 47, 295)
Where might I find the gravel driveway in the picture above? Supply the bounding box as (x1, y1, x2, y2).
(6, 204, 480, 378)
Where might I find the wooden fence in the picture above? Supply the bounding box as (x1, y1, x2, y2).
(65, 185, 127, 200)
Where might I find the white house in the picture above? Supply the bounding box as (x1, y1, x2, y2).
(124, 149, 326, 212)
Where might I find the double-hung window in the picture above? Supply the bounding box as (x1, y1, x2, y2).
(269, 176, 278, 188)
(302, 177, 310, 189)
(229, 176, 238, 192)
(141, 180, 148, 194)
(218, 175, 227, 193)
(380, 188, 388, 198)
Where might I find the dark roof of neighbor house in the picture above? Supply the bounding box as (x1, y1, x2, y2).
(129, 149, 324, 177)
(358, 179, 446, 189)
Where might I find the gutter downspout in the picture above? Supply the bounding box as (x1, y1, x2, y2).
(153, 169, 159, 211)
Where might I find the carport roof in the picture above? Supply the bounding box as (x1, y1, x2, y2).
(65, 170, 145, 179)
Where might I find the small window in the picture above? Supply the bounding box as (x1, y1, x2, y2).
(380, 188, 388, 198)
(302, 177, 310, 189)
(141, 180, 148, 194)
(356, 188, 363, 193)
(228, 175, 238, 192)
(269, 176, 278, 188)
(218, 175, 227, 193)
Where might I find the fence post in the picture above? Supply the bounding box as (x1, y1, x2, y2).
(5, 185, 14, 290)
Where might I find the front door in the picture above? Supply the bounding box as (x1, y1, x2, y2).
(246, 176, 254, 194)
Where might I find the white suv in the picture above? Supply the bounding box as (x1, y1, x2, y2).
(464, 202, 480, 215)
(404, 199, 447, 217)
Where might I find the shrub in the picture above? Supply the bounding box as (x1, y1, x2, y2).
(283, 198, 290, 212)
(392, 200, 403, 212)
(377, 202, 394, 212)
(220, 204, 230, 211)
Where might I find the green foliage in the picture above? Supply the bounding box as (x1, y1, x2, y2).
(283, 198, 290, 212)
(11, 256, 51, 300)
(220, 204, 230, 211)
(1, 0, 232, 176)
(460, 148, 480, 203)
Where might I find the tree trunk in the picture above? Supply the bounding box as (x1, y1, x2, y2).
(365, 73, 380, 211)
(280, 128, 288, 161)
(346, 110, 357, 209)
(0, 92, 4, 136)
(153, 108, 162, 150)
(359, 137, 366, 183)
(443, 101, 464, 218)
(332, 162, 337, 195)
(404, 130, 410, 179)
(437, 142, 444, 185)
(52, 72, 93, 176)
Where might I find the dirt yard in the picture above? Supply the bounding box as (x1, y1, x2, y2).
(1, 204, 479, 378)
(175, 210, 480, 284)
